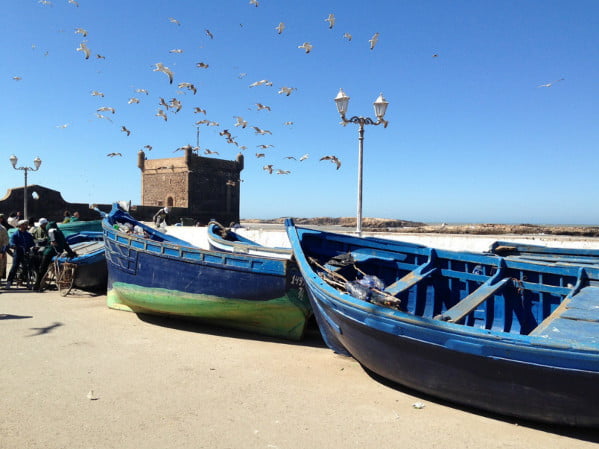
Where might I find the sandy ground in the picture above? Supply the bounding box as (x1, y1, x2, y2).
(1, 287, 598, 449)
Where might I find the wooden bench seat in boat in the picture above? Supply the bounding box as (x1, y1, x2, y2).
(435, 276, 511, 323)
(529, 286, 599, 349)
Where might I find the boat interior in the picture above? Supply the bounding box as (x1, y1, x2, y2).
(302, 231, 599, 339)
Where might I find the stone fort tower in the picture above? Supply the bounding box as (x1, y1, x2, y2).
(137, 146, 244, 224)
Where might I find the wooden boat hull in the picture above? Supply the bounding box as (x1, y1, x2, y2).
(306, 290, 598, 427)
(286, 220, 599, 427)
(57, 231, 107, 292)
(58, 220, 103, 238)
(103, 207, 310, 340)
(207, 221, 293, 259)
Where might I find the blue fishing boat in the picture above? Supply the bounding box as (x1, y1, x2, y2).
(61, 231, 106, 292)
(207, 220, 292, 259)
(102, 205, 310, 340)
(285, 219, 599, 427)
(491, 240, 599, 265)
(58, 219, 103, 238)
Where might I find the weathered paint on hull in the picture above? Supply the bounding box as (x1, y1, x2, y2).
(107, 282, 308, 340)
(102, 208, 311, 341)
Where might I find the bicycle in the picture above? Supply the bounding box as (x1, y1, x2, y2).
(39, 256, 77, 297)
(9, 247, 41, 290)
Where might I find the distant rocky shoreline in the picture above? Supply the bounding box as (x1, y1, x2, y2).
(242, 217, 599, 237)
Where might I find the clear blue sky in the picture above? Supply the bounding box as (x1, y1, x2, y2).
(2, 0, 598, 224)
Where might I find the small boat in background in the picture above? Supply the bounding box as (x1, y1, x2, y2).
(207, 220, 292, 259)
(40, 231, 107, 295)
(285, 219, 599, 427)
(58, 219, 103, 238)
(490, 240, 599, 265)
(102, 205, 310, 340)
(61, 231, 107, 292)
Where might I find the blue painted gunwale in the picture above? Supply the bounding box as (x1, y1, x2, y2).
(491, 240, 599, 265)
(285, 219, 599, 427)
(102, 205, 310, 340)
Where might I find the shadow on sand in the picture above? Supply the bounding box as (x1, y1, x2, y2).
(135, 313, 327, 349)
(0, 313, 33, 320)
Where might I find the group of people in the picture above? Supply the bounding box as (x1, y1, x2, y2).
(0, 211, 76, 291)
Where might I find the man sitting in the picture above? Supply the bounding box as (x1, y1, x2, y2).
(5, 220, 35, 289)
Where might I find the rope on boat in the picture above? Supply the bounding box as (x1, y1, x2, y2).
(308, 257, 402, 309)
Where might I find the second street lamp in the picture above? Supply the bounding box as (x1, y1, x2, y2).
(334, 88, 389, 236)
(9, 154, 42, 221)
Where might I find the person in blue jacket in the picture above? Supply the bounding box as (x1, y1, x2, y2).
(5, 220, 35, 289)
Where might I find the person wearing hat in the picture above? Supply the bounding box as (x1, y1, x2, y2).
(0, 214, 8, 283)
(5, 220, 35, 289)
(34, 221, 76, 291)
(153, 206, 171, 228)
(31, 217, 49, 247)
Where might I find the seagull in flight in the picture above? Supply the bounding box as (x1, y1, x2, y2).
(97, 106, 115, 114)
(128, 97, 140, 104)
(249, 0, 259, 6)
(193, 107, 207, 114)
(75, 27, 88, 37)
(256, 153, 265, 158)
(234, 116, 247, 128)
(253, 126, 272, 135)
(169, 98, 182, 112)
(169, 49, 184, 54)
(121, 126, 131, 136)
(538, 78, 565, 88)
(205, 29, 214, 39)
(107, 152, 122, 157)
(249, 79, 273, 88)
(178, 82, 197, 94)
(168, 17, 180, 26)
(257, 144, 274, 149)
(135, 88, 149, 95)
(159, 97, 170, 110)
(153, 63, 174, 84)
(369, 32, 379, 50)
(263, 164, 273, 174)
(343, 32, 352, 41)
(320, 155, 342, 169)
(255, 103, 271, 111)
(299, 154, 309, 161)
(298, 42, 313, 53)
(144, 145, 153, 151)
(325, 14, 335, 29)
(196, 62, 209, 68)
(96, 113, 112, 122)
(276, 169, 290, 175)
(278, 86, 296, 96)
(204, 149, 219, 155)
(156, 109, 168, 121)
(76, 41, 91, 59)
(283, 121, 294, 126)
(68, 0, 78, 6)
(275, 22, 285, 34)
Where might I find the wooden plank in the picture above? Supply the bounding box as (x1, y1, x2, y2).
(438, 277, 510, 323)
(384, 267, 437, 296)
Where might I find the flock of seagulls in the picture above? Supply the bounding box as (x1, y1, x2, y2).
(26, 2, 560, 187)
(21, 4, 377, 181)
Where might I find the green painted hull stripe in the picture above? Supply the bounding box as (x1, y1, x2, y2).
(107, 282, 311, 341)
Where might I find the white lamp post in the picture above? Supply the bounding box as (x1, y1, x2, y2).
(9, 154, 42, 221)
(334, 88, 389, 236)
